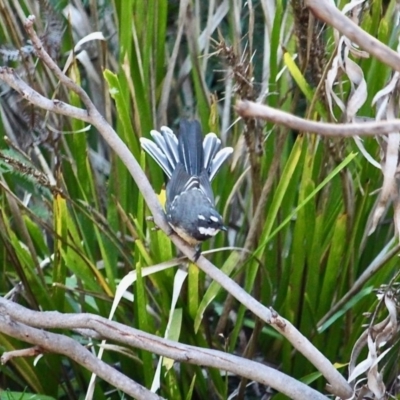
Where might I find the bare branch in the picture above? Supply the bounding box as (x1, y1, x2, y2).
(0, 296, 329, 400)
(0, 310, 162, 400)
(236, 100, 400, 136)
(0, 68, 89, 122)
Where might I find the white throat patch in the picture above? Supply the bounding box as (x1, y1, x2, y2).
(198, 226, 219, 237)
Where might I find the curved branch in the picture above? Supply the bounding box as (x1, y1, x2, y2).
(0, 311, 161, 400)
(0, 297, 328, 400)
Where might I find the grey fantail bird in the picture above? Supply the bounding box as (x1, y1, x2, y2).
(140, 119, 233, 258)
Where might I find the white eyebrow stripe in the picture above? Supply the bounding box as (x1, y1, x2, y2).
(210, 216, 219, 222)
(198, 215, 206, 220)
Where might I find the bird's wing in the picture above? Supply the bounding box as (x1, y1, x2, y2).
(166, 164, 215, 206)
(166, 163, 192, 202)
(198, 169, 215, 205)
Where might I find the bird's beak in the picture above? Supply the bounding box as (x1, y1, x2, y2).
(221, 225, 228, 232)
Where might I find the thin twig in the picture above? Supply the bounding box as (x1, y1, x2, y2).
(1, 345, 42, 363)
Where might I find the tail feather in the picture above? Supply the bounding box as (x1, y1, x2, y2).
(209, 147, 233, 181)
(203, 133, 221, 171)
(141, 119, 233, 181)
(140, 127, 180, 178)
(150, 127, 179, 172)
(140, 137, 173, 177)
(178, 119, 203, 176)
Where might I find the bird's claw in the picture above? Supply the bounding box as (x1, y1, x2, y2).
(193, 244, 202, 262)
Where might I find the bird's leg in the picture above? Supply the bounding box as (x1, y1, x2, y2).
(193, 244, 202, 261)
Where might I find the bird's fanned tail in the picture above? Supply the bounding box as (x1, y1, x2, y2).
(141, 122, 233, 181)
